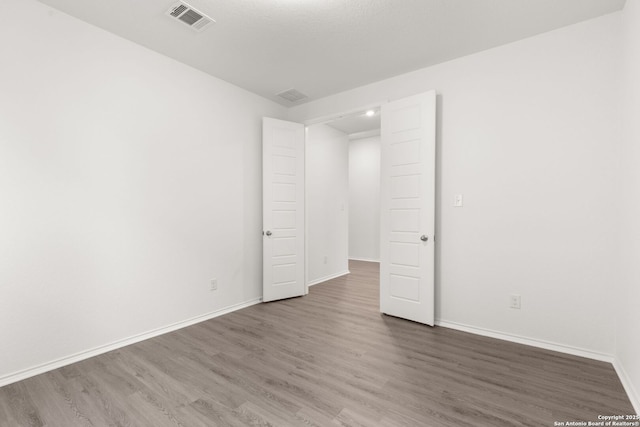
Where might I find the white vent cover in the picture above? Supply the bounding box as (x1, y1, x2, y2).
(166, 2, 215, 32)
(276, 88, 308, 103)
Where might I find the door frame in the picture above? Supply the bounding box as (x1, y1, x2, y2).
(267, 95, 437, 307)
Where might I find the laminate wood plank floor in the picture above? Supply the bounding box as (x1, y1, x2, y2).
(0, 260, 634, 426)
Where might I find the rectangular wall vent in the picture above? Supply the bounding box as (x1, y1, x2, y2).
(166, 2, 215, 32)
(276, 88, 308, 103)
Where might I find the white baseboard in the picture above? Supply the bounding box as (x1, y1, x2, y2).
(307, 270, 350, 287)
(438, 320, 640, 411)
(5, 297, 636, 414)
(0, 297, 263, 388)
(613, 359, 640, 414)
(436, 319, 614, 363)
(348, 257, 380, 263)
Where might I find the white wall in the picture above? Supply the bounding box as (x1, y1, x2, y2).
(305, 124, 349, 285)
(289, 13, 622, 358)
(0, 0, 286, 384)
(349, 136, 381, 262)
(617, 0, 640, 413)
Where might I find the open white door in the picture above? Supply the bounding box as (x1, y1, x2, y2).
(380, 91, 436, 326)
(262, 117, 306, 302)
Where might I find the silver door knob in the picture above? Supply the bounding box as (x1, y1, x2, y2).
(265, 230, 272, 236)
(420, 235, 428, 242)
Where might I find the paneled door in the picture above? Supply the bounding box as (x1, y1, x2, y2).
(379, 91, 436, 325)
(262, 118, 306, 302)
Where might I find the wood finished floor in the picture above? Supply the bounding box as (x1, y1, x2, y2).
(0, 260, 634, 426)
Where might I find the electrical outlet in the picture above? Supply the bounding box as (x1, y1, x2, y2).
(509, 294, 521, 309)
(210, 278, 217, 291)
(323, 256, 328, 264)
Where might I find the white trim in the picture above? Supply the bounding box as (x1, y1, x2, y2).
(613, 359, 640, 414)
(307, 270, 350, 287)
(0, 297, 263, 388)
(436, 319, 614, 363)
(304, 126, 309, 296)
(348, 257, 380, 263)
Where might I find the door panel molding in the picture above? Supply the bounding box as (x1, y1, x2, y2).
(263, 117, 305, 302)
(380, 91, 436, 326)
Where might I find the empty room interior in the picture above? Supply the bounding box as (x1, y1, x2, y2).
(1, 0, 640, 426)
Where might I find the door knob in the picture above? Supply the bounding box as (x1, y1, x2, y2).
(420, 235, 428, 242)
(265, 230, 272, 236)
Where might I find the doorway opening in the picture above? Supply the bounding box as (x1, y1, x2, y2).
(263, 91, 436, 325)
(304, 108, 382, 289)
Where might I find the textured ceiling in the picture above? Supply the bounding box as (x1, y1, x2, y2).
(37, 0, 626, 106)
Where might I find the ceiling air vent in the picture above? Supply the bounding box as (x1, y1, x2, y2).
(276, 88, 308, 103)
(166, 2, 215, 32)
